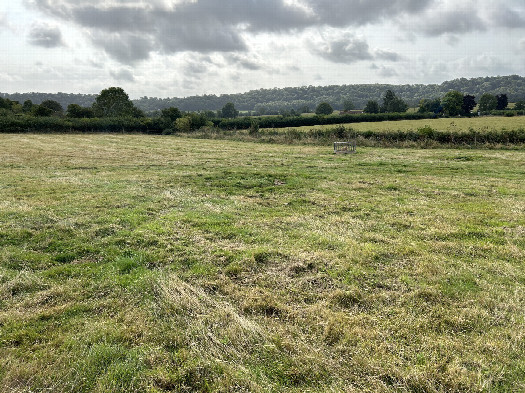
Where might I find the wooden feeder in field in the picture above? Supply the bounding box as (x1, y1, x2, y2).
(333, 142, 356, 154)
(334, 138, 356, 154)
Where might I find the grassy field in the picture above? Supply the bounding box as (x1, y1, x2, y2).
(264, 116, 525, 134)
(1, 134, 525, 392)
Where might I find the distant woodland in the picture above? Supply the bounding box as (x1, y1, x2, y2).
(2, 75, 525, 114)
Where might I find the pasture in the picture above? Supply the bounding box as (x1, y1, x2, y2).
(1, 134, 524, 392)
(262, 115, 525, 135)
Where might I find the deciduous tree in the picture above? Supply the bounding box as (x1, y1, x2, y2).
(496, 94, 508, 110)
(32, 105, 54, 117)
(66, 104, 94, 118)
(315, 102, 333, 115)
(40, 100, 63, 115)
(92, 87, 137, 117)
(363, 100, 380, 114)
(442, 91, 463, 116)
(462, 94, 476, 116)
(342, 99, 355, 111)
(418, 98, 442, 114)
(22, 100, 34, 113)
(478, 93, 498, 112)
(221, 102, 238, 118)
(380, 90, 408, 113)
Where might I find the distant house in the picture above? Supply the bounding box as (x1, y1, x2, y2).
(339, 110, 363, 115)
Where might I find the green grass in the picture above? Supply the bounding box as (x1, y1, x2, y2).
(1, 134, 525, 392)
(190, 115, 525, 147)
(266, 115, 525, 133)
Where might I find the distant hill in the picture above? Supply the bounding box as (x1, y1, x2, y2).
(0, 92, 96, 110)
(2, 75, 524, 113)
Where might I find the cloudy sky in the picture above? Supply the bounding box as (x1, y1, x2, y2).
(1, 0, 524, 98)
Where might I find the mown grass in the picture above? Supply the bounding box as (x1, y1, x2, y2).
(1, 134, 524, 392)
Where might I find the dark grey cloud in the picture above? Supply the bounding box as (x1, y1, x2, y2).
(109, 68, 135, 82)
(371, 64, 398, 78)
(27, 0, 522, 67)
(312, 34, 373, 63)
(312, 34, 403, 64)
(227, 54, 265, 71)
(27, 23, 64, 48)
(302, 0, 433, 27)
(420, 9, 487, 36)
(27, 0, 436, 64)
(491, 6, 525, 29)
(91, 32, 152, 63)
(401, 2, 489, 38)
(375, 50, 402, 62)
(184, 62, 209, 75)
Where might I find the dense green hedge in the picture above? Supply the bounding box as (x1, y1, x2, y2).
(214, 112, 434, 130)
(484, 110, 525, 117)
(1, 112, 434, 134)
(1, 114, 524, 146)
(187, 124, 525, 147)
(352, 126, 525, 145)
(245, 125, 524, 145)
(0, 115, 165, 133)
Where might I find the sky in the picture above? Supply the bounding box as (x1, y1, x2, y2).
(1, 0, 524, 98)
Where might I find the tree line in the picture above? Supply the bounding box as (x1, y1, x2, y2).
(2, 75, 525, 114)
(1, 85, 523, 134)
(360, 91, 524, 116)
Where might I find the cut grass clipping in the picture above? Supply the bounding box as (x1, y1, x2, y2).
(1, 134, 524, 392)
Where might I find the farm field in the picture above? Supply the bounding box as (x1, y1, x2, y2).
(1, 134, 525, 392)
(264, 115, 525, 134)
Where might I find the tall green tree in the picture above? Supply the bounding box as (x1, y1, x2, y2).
(496, 94, 508, 110)
(342, 99, 355, 111)
(66, 104, 94, 118)
(442, 91, 464, 116)
(0, 97, 14, 110)
(380, 90, 408, 113)
(363, 100, 380, 114)
(221, 102, 238, 118)
(418, 98, 442, 114)
(92, 87, 137, 117)
(159, 107, 182, 129)
(40, 100, 63, 115)
(315, 102, 333, 115)
(461, 94, 476, 116)
(478, 94, 498, 112)
(32, 105, 54, 117)
(22, 100, 34, 113)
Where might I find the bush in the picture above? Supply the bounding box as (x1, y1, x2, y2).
(175, 117, 191, 132)
(249, 119, 260, 135)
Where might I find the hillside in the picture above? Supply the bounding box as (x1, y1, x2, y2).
(2, 75, 524, 113)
